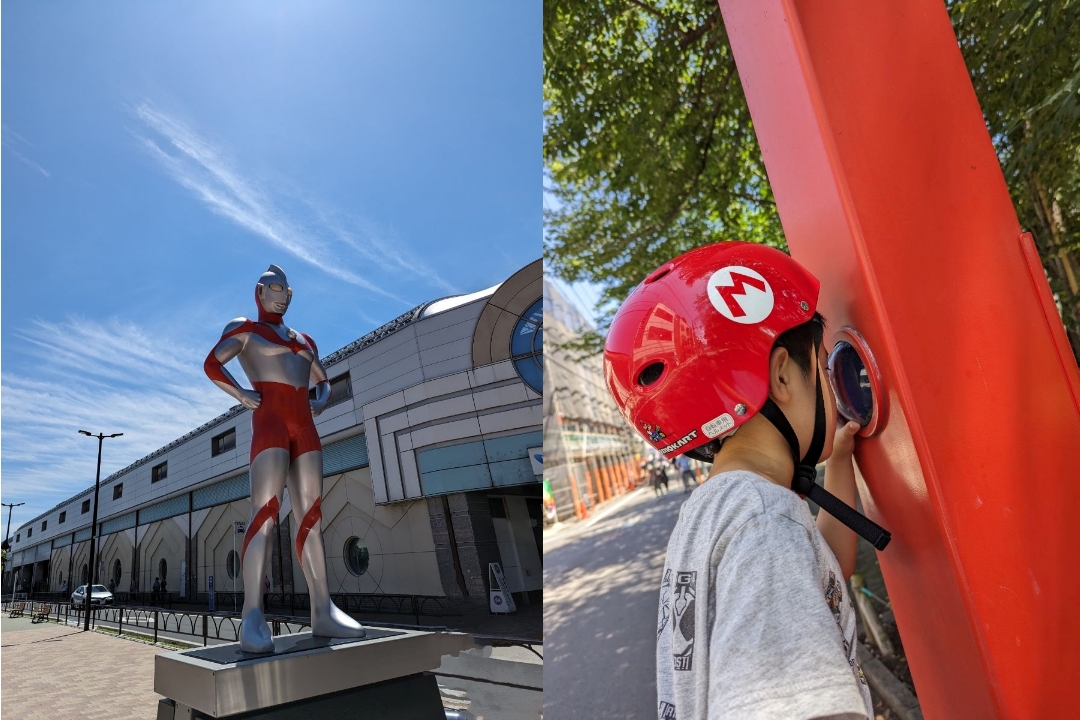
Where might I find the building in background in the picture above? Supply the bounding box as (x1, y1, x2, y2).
(543, 279, 643, 523)
(6, 261, 543, 609)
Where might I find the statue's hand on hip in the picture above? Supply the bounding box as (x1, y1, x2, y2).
(238, 388, 262, 410)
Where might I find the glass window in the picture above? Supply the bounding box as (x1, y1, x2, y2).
(113, 483, 123, 500)
(112, 560, 122, 586)
(212, 428, 236, 457)
(27, 528, 32, 538)
(82, 499, 90, 514)
(152, 462, 168, 483)
(59, 512, 66, 524)
(344, 537, 370, 577)
(41, 521, 47, 531)
(510, 298, 543, 394)
(159, 558, 168, 584)
(226, 550, 240, 579)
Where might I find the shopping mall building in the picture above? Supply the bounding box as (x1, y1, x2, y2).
(5, 261, 543, 610)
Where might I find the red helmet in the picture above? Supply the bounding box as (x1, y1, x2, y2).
(604, 241, 820, 460)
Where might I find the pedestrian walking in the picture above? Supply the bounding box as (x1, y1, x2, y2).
(161, 576, 168, 603)
(676, 455, 697, 492)
(605, 242, 884, 719)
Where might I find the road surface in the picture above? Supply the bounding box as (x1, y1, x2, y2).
(544, 485, 691, 719)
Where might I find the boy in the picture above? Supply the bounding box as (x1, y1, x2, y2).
(604, 242, 887, 719)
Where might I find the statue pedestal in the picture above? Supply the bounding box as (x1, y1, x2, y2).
(154, 627, 474, 719)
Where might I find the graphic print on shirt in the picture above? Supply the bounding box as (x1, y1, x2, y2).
(659, 700, 677, 719)
(672, 571, 696, 671)
(824, 571, 868, 687)
(825, 570, 843, 623)
(657, 569, 672, 641)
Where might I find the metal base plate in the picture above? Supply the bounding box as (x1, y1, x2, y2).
(184, 628, 403, 665)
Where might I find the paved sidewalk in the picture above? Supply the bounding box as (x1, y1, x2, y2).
(1, 616, 166, 720)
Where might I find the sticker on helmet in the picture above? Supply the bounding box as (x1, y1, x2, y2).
(702, 413, 735, 438)
(659, 429, 698, 455)
(707, 266, 774, 324)
(641, 422, 667, 443)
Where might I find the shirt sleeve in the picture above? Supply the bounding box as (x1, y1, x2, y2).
(707, 513, 869, 720)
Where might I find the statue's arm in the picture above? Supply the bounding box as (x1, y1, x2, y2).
(304, 333, 331, 417)
(204, 319, 262, 410)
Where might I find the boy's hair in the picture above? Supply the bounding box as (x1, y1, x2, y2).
(773, 312, 827, 377)
(687, 312, 827, 462)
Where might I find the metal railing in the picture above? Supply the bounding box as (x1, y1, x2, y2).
(2, 599, 310, 646)
(3, 591, 460, 621)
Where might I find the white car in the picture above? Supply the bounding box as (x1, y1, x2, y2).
(71, 584, 113, 606)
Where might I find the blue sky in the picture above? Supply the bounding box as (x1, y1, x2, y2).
(1, 1, 540, 540)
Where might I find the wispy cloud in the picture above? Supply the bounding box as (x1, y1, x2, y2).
(1, 317, 239, 536)
(130, 102, 457, 302)
(3, 125, 51, 178)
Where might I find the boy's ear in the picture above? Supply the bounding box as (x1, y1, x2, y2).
(769, 346, 794, 403)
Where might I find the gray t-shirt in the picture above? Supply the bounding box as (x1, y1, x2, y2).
(656, 470, 873, 720)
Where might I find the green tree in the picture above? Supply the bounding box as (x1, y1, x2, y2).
(545, 0, 1080, 357)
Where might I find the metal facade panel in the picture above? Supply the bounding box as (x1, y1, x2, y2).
(100, 512, 136, 535)
(140, 494, 189, 524)
(193, 473, 250, 511)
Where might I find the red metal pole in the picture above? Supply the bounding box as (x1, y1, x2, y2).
(718, 1, 1080, 717)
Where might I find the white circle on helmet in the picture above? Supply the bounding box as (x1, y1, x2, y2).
(706, 266, 774, 324)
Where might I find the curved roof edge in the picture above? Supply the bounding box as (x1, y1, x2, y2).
(420, 284, 501, 318)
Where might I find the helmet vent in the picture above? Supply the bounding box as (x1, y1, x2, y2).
(637, 362, 665, 386)
(643, 265, 673, 284)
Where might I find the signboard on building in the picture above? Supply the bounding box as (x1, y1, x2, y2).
(528, 447, 543, 475)
(488, 562, 517, 614)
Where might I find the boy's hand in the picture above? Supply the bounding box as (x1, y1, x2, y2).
(831, 420, 861, 461)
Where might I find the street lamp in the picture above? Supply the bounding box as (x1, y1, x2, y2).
(79, 430, 123, 631)
(3, 501, 26, 597)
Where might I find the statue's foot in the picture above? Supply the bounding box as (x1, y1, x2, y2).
(311, 601, 366, 639)
(239, 608, 276, 654)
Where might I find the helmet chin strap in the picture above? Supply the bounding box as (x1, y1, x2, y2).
(758, 346, 892, 551)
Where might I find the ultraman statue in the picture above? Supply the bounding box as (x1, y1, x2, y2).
(204, 264, 365, 653)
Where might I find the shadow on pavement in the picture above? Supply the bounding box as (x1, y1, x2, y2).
(544, 490, 689, 719)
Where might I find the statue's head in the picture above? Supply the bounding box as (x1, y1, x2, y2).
(255, 264, 292, 323)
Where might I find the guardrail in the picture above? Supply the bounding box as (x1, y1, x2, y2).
(2, 599, 310, 646)
(2, 591, 461, 621)
(3, 600, 542, 659)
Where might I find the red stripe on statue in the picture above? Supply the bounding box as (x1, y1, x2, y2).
(241, 496, 280, 562)
(294, 497, 322, 571)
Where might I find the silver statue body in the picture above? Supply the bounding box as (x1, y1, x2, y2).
(204, 264, 365, 653)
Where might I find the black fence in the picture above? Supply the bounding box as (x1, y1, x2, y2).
(2, 591, 460, 621)
(1, 599, 310, 646)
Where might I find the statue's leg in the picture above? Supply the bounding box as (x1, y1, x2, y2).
(238, 445, 289, 654)
(287, 450, 366, 639)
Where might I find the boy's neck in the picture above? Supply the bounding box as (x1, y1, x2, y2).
(707, 415, 795, 489)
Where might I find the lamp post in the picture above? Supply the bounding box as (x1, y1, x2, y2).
(3, 501, 26, 597)
(79, 430, 122, 631)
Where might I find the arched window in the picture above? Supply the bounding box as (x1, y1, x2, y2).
(510, 298, 543, 394)
(226, 550, 240, 579)
(112, 559, 122, 587)
(81, 564, 88, 586)
(158, 558, 167, 586)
